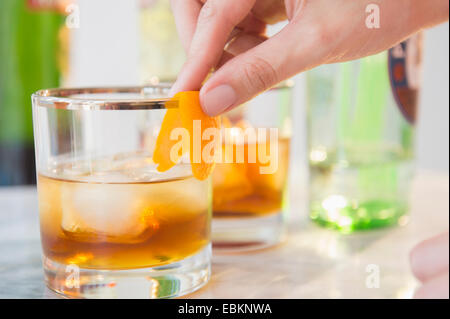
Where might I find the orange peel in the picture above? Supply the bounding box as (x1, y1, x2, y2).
(153, 91, 221, 180)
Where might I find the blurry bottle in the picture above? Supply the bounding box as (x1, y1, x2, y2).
(306, 33, 423, 232)
(0, 0, 69, 185)
(138, 0, 185, 84)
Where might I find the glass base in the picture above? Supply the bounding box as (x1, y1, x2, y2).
(310, 198, 409, 233)
(212, 212, 285, 252)
(43, 245, 211, 299)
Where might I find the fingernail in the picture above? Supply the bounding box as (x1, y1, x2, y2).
(201, 85, 237, 116)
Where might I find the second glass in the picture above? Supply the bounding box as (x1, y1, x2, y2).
(211, 83, 293, 251)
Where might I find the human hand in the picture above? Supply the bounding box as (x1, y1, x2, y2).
(170, 0, 448, 116)
(410, 232, 449, 299)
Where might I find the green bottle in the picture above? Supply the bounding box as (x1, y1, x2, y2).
(0, 0, 65, 185)
(306, 34, 423, 233)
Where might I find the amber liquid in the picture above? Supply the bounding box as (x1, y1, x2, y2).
(212, 137, 290, 217)
(38, 168, 210, 270)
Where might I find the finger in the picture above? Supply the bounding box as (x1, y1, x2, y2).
(215, 51, 234, 70)
(199, 20, 323, 116)
(236, 13, 266, 35)
(251, 0, 287, 24)
(410, 232, 450, 283)
(414, 272, 449, 299)
(226, 32, 267, 56)
(217, 30, 266, 69)
(223, 14, 266, 49)
(170, 0, 202, 53)
(170, 0, 256, 94)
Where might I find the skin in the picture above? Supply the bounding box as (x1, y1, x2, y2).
(170, 0, 450, 298)
(410, 232, 449, 299)
(170, 0, 448, 116)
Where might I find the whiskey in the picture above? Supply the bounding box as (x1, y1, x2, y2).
(212, 137, 290, 217)
(38, 159, 211, 270)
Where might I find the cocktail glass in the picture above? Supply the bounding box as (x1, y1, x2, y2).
(211, 82, 293, 251)
(32, 86, 211, 298)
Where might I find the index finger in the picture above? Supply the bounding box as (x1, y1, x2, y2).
(171, 0, 256, 94)
(170, 0, 202, 52)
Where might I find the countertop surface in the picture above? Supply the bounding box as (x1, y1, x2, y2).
(0, 171, 448, 299)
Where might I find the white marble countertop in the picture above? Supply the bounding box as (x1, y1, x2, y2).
(0, 171, 448, 299)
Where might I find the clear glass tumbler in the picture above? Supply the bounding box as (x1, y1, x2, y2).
(306, 34, 422, 232)
(32, 86, 211, 298)
(211, 82, 293, 251)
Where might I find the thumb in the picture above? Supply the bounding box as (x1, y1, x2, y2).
(199, 21, 324, 116)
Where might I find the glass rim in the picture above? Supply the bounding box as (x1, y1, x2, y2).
(32, 84, 176, 111)
(32, 81, 294, 111)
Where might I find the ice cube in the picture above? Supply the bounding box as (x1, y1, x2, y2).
(61, 182, 157, 243)
(58, 153, 206, 243)
(246, 137, 289, 191)
(212, 162, 252, 205)
(141, 177, 209, 223)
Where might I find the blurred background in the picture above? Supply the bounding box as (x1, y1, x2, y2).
(1, 0, 448, 187)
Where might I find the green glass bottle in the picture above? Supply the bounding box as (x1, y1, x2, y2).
(306, 34, 423, 233)
(0, 0, 65, 185)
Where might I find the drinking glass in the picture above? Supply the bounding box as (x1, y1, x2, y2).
(306, 34, 422, 232)
(32, 86, 211, 298)
(211, 82, 293, 251)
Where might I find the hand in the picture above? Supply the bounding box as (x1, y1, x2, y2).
(410, 232, 449, 299)
(170, 0, 448, 116)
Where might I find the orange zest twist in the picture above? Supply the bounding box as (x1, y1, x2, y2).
(153, 91, 221, 180)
